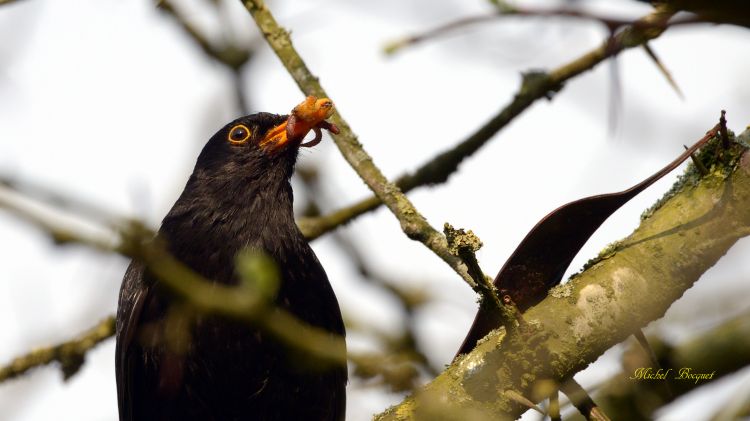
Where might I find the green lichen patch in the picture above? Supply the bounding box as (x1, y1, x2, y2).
(641, 131, 748, 221)
(549, 282, 573, 299)
(571, 239, 624, 279)
(569, 129, 749, 281)
(444, 223, 483, 255)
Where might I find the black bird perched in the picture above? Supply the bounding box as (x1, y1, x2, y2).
(115, 97, 346, 421)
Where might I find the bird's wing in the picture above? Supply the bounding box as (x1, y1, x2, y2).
(331, 363, 347, 421)
(115, 261, 151, 421)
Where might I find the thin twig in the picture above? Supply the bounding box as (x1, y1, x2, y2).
(158, 0, 255, 113)
(299, 6, 678, 241)
(642, 43, 685, 100)
(158, 0, 252, 70)
(549, 391, 561, 421)
(720, 110, 730, 148)
(560, 380, 612, 421)
(384, 7, 700, 55)
(443, 223, 509, 328)
(239, 0, 480, 292)
(684, 144, 709, 175)
(0, 316, 115, 382)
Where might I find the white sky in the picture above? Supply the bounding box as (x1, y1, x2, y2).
(1, 0, 750, 420)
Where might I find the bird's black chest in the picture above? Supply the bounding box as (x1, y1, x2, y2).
(123, 200, 345, 420)
(157, 202, 343, 332)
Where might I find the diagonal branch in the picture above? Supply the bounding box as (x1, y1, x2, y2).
(157, 0, 256, 114)
(0, 316, 115, 382)
(298, 5, 677, 241)
(384, 6, 698, 55)
(238, 1, 498, 303)
(375, 134, 750, 419)
(157, 0, 256, 71)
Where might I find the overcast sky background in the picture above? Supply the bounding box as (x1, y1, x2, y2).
(1, 0, 750, 420)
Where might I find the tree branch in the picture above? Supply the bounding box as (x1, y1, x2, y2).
(384, 6, 699, 55)
(239, 0, 491, 298)
(375, 135, 750, 420)
(0, 316, 115, 382)
(0, 189, 346, 369)
(156, 0, 256, 114)
(298, 5, 677, 241)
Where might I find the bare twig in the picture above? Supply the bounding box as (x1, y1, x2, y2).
(384, 6, 699, 55)
(239, 0, 485, 296)
(549, 391, 561, 421)
(443, 223, 510, 329)
(238, 2, 684, 336)
(158, 0, 252, 70)
(0, 316, 115, 382)
(157, 0, 255, 114)
(560, 380, 612, 421)
(504, 389, 545, 414)
(684, 144, 709, 175)
(643, 43, 685, 99)
(720, 109, 730, 148)
(299, 6, 678, 241)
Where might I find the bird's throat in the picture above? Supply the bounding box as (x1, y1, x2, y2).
(161, 175, 302, 283)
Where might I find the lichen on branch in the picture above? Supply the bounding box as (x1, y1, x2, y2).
(0, 316, 115, 382)
(376, 133, 750, 420)
(239, 0, 474, 286)
(298, 5, 679, 241)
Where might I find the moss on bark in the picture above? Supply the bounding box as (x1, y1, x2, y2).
(376, 135, 750, 420)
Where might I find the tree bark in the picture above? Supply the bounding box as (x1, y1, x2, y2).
(375, 135, 750, 421)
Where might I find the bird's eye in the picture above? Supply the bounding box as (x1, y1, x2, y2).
(228, 124, 252, 144)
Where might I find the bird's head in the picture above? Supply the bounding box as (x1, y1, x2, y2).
(193, 96, 339, 180)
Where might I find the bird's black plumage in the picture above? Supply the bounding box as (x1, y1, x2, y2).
(115, 111, 346, 421)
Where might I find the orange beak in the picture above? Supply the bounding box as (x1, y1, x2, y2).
(260, 96, 340, 153)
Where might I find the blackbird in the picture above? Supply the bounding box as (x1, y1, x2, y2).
(115, 97, 346, 421)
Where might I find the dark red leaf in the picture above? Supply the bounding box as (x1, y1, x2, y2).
(456, 125, 720, 356)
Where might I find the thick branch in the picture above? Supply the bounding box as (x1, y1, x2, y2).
(376, 140, 750, 419)
(0, 316, 115, 382)
(298, 6, 676, 241)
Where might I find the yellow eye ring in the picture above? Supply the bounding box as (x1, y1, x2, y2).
(228, 124, 252, 144)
